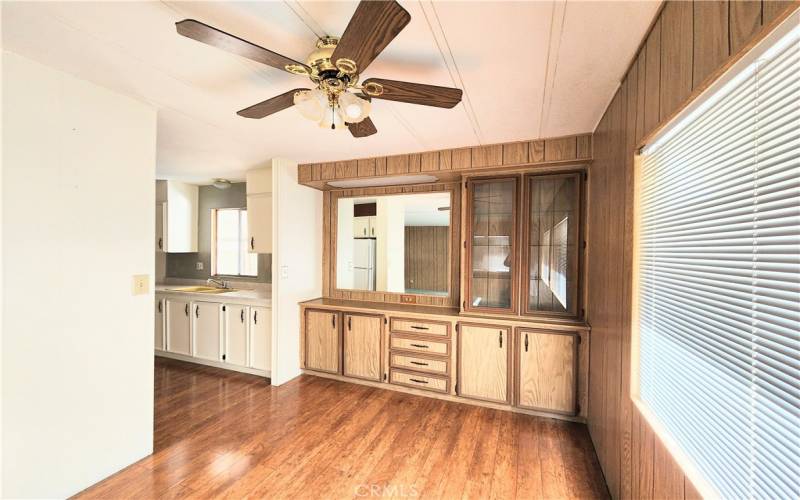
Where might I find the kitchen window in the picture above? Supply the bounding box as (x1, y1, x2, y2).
(212, 208, 258, 277)
(633, 20, 798, 499)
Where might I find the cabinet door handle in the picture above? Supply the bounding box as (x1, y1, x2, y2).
(363, 227, 367, 236)
(184, 304, 189, 316)
(410, 361, 429, 366)
(371, 227, 374, 236)
(525, 333, 529, 352)
(332, 314, 336, 328)
(410, 378, 428, 384)
(158, 301, 162, 313)
(499, 331, 503, 348)
(195, 305, 199, 318)
(254, 310, 258, 324)
(348, 316, 352, 330)
(158, 237, 163, 250)
(250, 237, 255, 250)
(410, 343, 429, 349)
(410, 325, 429, 331)
(240, 309, 245, 323)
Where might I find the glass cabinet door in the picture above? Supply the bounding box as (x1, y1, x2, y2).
(467, 177, 518, 313)
(524, 172, 582, 316)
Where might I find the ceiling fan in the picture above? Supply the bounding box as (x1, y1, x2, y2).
(176, 1, 463, 138)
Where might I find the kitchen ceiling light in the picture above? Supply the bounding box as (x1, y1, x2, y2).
(318, 104, 346, 130)
(293, 89, 327, 122)
(212, 179, 232, 189)
(337, 92, 371, 123)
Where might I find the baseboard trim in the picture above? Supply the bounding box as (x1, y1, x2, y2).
(156, 350, 270, 379)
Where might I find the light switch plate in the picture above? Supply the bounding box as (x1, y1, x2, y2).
(281, 265, 289, 279)
(195, 262, 204, 270)
(132, 274, 149, 295)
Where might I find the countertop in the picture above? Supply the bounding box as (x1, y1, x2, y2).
(156, 283, 271, 307)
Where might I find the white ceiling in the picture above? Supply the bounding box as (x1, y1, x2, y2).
(2, 1, 660, 183)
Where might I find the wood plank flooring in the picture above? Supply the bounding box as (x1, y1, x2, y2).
(75, 358, 609, 499)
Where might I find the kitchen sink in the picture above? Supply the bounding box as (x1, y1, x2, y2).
(165, 286, 237, 294)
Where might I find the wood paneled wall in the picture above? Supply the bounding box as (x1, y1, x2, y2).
(404, 226, 449, 293)
(587, 2, 798, 499)
(297, 134, 592, 189)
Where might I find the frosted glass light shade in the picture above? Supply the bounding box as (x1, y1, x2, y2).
(318, 105, 346, 130)
(294, 89, 327, 122)
(337, 92, 371, 123)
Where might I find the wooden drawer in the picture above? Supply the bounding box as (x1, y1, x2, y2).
(390, 335, 449, 356)
(390, 369, 449, 394)
(390, 318, 450, 338)
(390, 352, 449, 376)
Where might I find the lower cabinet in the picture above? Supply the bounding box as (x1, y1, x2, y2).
(249, 307, 271, 371)
(225, 304, 249, 367)
(343, 313, 383, 381)
(155, 297, 165, 351)
(166, 299, 191, 355)
(457, 323, 510, 403)
(304, 309, 340, 373)
(193, 302, 222, 361)
(515, 328, 578, 415)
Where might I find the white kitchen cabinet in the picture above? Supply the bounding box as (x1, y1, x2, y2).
(192, 302, 222, 361)
(156, 180, 198, 253)
(246, 193, 272, 253)
(249, 306, 271, 371)
(225, 304, 250, 367)
(353, 217, 370, 238)
(246, 167, 272, 254)
(155, 202, 166, 252)
(166, 299, 191, 355)
(155, 297, 165, 351)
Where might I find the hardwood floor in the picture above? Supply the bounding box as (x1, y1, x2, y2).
(75, 357, 609, 499)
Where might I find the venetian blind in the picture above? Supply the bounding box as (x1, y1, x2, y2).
(637, 21, 799, 500)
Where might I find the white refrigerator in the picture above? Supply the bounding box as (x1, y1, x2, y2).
(353, 238, 376, 291)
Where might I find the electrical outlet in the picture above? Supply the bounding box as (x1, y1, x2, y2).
(132, 274, 149, 296)
(400, 295, 417, 304)
(281, 265, 289, 279)
(195, 262, 204, 270)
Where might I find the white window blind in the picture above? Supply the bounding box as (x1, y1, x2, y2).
(637, 20, 799, 500)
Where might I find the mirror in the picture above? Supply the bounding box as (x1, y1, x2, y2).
(336, 192, 451, 296)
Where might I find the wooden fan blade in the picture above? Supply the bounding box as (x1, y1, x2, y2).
(331, 1, 410, 74)
(237, 88, 309, 119)
(348, 117, 377, 138)
(176, 19, 310, 75)
(363, 78, 462, 108)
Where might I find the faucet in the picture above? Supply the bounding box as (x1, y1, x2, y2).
(207, 277, 229, 289)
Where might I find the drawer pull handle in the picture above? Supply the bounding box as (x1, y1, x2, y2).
(525, 333, 529, 352)
(158, 301, 162, 313)
(184, 304, 189, 316)
(410, 378, 428, 384)
(195, 305, 200, 318)
(241, 309, 245, 323)
(499, 331, 503, 348)
(410, 361, 429, 366)
(410, 343, 429, 349)
(410, 325, 429, 330)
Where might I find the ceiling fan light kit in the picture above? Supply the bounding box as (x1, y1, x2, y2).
(175, 0, 463, 138)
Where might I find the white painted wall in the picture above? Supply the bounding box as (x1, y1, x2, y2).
(376, 197, 405, 293)
(1, 51, 156, 498)
(270, 158, 322, 386)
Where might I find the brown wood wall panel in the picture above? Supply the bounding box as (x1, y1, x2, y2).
(439, 149, 452, 170)
(408, 153, 421, 173)
(587, 2, 797, 500)
(530, 140, 546, 162)
(386, 155, 408, 175)
(420, 151, 439, 172)
(644, 18, 662, 134)
(730, 1, 763, 54)
(321, 162, 336, 180)
(660, 2, 693, 120)
(404, 226, 449, 292)
(544, 136, 578, 161)
(298, 164, 312, 183)
(693, 1, 730, 87)
(502, 142, 529, 165)
(357, 158, 376, 177)
(577, 135, 592, 159)
(471, 144, 503, 168)
(452, 147, 472, 169)
(336, 160, 358, 179)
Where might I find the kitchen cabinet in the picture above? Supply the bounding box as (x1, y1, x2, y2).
(352, 216, 375, 238)
(465, 177, 518, 314)
(155, 202, 166, 252)
(192, 302, 222, 361)
(246, 167, 272, 254)
(304, 309, 340, 374)
(515, 329, 578, 414)
(166, 299, 191, 355)
(457, 323, 510, 403)
(156, 180, 198, 253)
(343, 313, 383, 381)
(249, 306, 271, 371)
(225, 304, 249, 367)
(155, 297, 165, 351)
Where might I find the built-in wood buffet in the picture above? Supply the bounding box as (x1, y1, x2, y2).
(300, 299, 589, 421)
(299, 132, 592, 421)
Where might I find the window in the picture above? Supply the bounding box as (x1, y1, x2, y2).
(634, 20, 799, 500)
(212, 208, 257, 277)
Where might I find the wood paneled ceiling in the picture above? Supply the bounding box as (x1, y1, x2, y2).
(2, 1, 660, 182)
